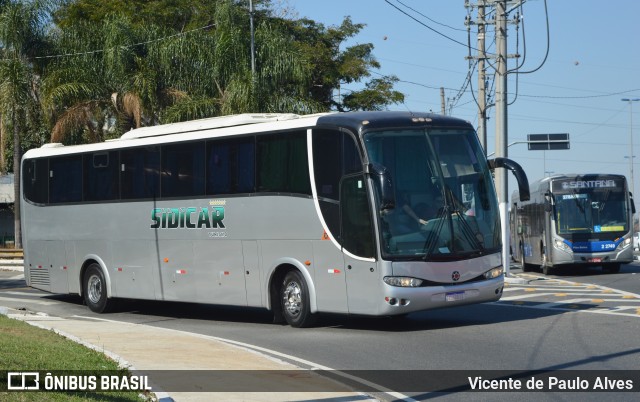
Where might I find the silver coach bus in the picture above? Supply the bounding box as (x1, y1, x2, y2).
(511, 174, 635, 275)
(21, 111, 528, 327)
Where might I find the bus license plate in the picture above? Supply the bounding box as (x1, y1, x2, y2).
(446, 291, 465, 302)
(589, 258, 602, 263)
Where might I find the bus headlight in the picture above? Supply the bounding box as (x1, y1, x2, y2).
(620, 238, 632, 249)
(483, 266, 503, 279)
(554, 239, 572, 253)
(383, 276, 423, 287)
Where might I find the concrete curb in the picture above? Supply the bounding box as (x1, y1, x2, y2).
(0, 306, 377, 401)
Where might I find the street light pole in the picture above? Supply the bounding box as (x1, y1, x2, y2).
(622, 98, 639, 230)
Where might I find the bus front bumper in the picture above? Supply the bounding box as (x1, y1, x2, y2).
(377, 276, 504, 316)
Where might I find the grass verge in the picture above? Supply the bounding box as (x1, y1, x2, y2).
(0, 314, 152, 401)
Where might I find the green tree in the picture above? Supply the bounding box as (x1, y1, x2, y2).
(0, 0, 52, 249)
(277, 15, 404, 111)
(42, 15, 153, 143)
(46, 0, 320, 136)
(53, 0, 403, 114)
(53, 0, 218, 31)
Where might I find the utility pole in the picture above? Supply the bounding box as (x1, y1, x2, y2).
(476, 3, 487, 153)
(249, 0, 256, 75)
(465, 1, 488, 153)
(466, 0, 521, 276)
(440, 87, 446, 115)
(495, 0, 509, 275)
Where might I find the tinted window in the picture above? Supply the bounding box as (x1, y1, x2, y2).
(257, 131, 311, 195)
(340, 174, 375, 258)
(313, 129, 362, 201)
(50, 156, 82, 203)
(121, 146, 160, 199)
(161, 142, 205, 198)
(206, 137, 255, 194)
(23, 158, 48, 204)
(84, 151, 119, 201)
(312, 129, 362, 240)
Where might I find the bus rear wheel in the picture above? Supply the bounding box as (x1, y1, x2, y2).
(83, 263, 114, 313)
(280, 270, 316, 328)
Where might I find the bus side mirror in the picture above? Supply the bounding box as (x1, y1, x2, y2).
(544, 192, 553, 212)
(488, 157, 530, 201)
(367, 163, 395, 211)
(631, 192, 636, 214)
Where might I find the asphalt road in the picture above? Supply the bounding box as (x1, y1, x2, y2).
(2, 264, 640, 401)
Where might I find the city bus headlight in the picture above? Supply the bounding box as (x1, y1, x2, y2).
(383, 276, 423, 287)
(620, 238, 632, 249)
(483, 266, 503, 279)
(554, 239, 572, 253)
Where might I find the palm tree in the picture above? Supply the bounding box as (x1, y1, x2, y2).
(42, 16, 148, 144)
(44, 1, 322, 142)
(0, 0, 52, 249)
(152, 1, 322, 122)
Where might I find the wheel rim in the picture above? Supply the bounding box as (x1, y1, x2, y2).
(282, 280, 302, 318)
(87, 274, 103, 304)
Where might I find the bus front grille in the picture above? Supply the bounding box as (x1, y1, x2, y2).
(29, 267, 50, 286)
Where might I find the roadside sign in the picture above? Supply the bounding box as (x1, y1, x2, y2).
(527, 133, 570, 150)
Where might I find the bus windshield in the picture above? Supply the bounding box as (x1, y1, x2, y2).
(554, 189, 629, 234)
(364, 128, 500, 260)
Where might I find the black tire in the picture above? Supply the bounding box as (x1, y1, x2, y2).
(520, 243, 532, 272)
(542, 264, 553, 275)
(606, 264, 621, 274)
(280, 270, 315, 328)
(83, 263, 114, 313)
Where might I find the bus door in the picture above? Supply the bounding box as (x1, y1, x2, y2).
(340, 174, 380, 314)
(242, 240, 262, 306)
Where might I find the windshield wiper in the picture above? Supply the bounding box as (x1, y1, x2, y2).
(423, 204, 448, 259)
(453, 209, 485, 252)
(422, 188, 484, 259)
(446, 186, 484, 252)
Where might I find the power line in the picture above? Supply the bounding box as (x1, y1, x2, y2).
(31, 23, 216, 60)
(393, 0, 467, 32)
(383, 0, 483, 51)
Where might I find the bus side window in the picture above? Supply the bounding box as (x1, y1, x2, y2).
(121, 146, 160, 199)
(161, 141, 205, 198)
(206, 137, 255, 195)
(257, 131, 311, 195)
(340, 174, 375, 258)
(24, 158, 48, 204)
(313, 129, 363, 241)
(84, 151, 119, 201)
(50, 156, 82, 203)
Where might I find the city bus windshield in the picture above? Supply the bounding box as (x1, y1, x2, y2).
(364, 128, 500, 260)
(554, 188, 629, 235)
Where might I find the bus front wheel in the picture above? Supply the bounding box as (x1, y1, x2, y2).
(83, 263, 114, 313)
(520, 243, 532, 272)
(607, 264, 621, 274)
(280, 270, 316, 328)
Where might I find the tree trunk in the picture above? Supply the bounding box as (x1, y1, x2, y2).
(12, 111, 21, 249)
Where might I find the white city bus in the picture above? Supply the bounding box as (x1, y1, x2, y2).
(511, 174, 635, 275)
(21, 111, 528, 327)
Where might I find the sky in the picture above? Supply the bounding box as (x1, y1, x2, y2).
(290, 0, 640, 200)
